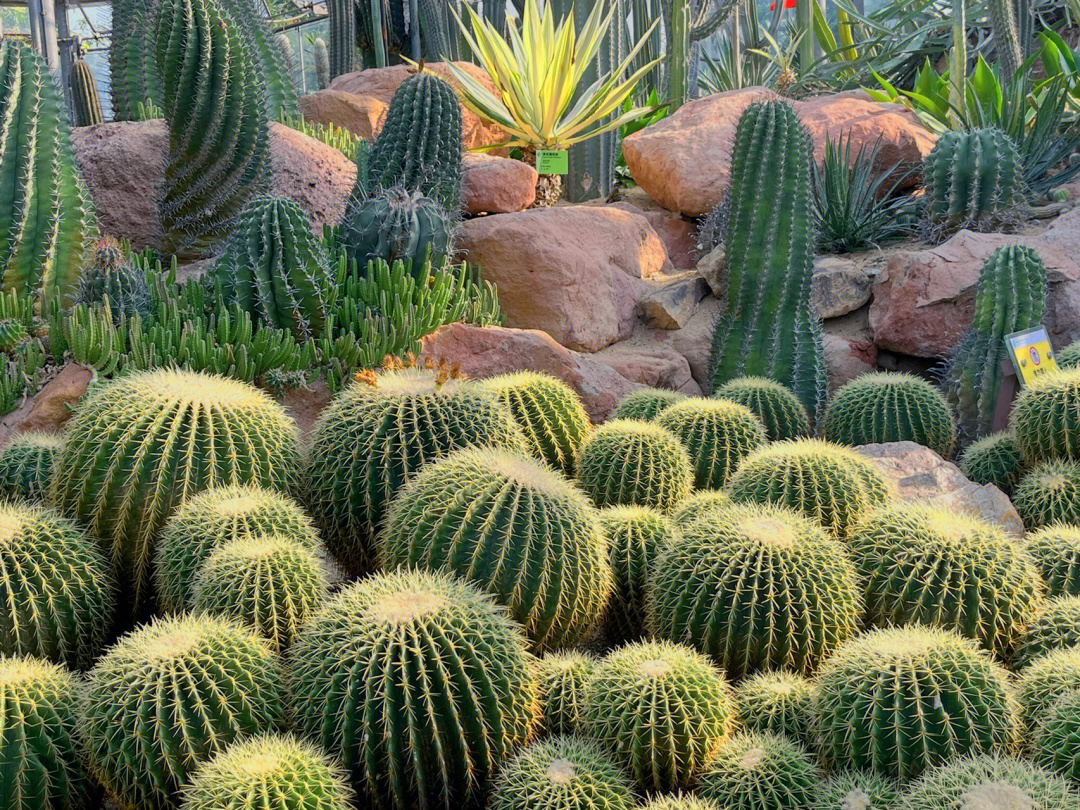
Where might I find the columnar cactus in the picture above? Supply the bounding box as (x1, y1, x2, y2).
(314, 37, 331, 89)
(901, 755, 1080, 810)
(109, 0, 161, 120)
(1011, 368, 1080, 462)
(536, 651, 598, 737)
(734, 672, 815, 745)
(943, 246, 1048, 441)
(206, 196, 335, 340)
(0, 431, 62, 502)
(813, 771, 899, 810)
(326, 0, 356, 78)
(1013, 460, 1080, 528)
(304, 367, 525, 572)
(959, 430, 1025, 494)
(709, 100, 826, 419)
(50, 369, 302, 615)
(649, 502, 863, 678)
(656, 397, 766, 490)
(381, 447, 613, 650)
(581, 640, 735, 792)
(288, 570, 538, 810)
(714, 376, 812, 441)
(612, 387, 686, 421)
(0, 656, 90, 810)
(83, 614, 286, 810)
(1012, 596, 1080, 671)
(155, 0, 270, 257)
(1016, 646, 1080, 729)
(696, 731, 822, 810)
(1035, 690, 1080, 783)
(0, 502, 114, 668)
(0, 40, 96, 308)
(70, 58, 104, 126)
(824, 372, 957, 457)
(813, 627, 1019, 779)
(343, 187, 455, 271)
(1026, 524, 1080, 597)
(924, 127, 1025, 230)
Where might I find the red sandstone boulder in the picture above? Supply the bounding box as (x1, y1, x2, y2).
(298, 89, 386, 139)
(462, 153, 537, 215)
(0, 363, 92, 446)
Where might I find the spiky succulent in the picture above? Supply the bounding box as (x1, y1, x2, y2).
(824, 372, 957, 457)
(536, 651, 598, 737)
(381, 446, 612, 650)
(70, 57, 104, 126)
(713, 376, 812, 442)
(696, 731, 821, 810)
(813, 771, 899, 810)
(656, 397, 766, 490)
(50, 369, 302, 615)
(649, 502, 862, 679)
(288, 570, 537, 810)
(1016, 646, 1080, 729)
(727, 439, 888, 537)
(958, 430, 1025, 494)
(813, 627, 1019, 780)
(0, 431, 62, 502)
(477, 372, 591, 476)
(192, 534, 329, 654)
(671, 489, 731, 528)
(1026, 524, 1080, 597)
(304, 367, 526, 573)
(575, 419, 693, 511)
(1058, 339, 1080, 369)
(1012, 596, 1080, 671)
(580, 640, 735, 792)
(639, 799, 722, 810)
(611, 388, 687, 421)
(924, 127, 1026, 231)
(1013, 460, 1080, 528)
(74, 237, 153, 324)
(1034, 688, 1080, 783)
(846, 503, 1044, 657)
(900, 755, 1080, 810)
(597, 506, 678, 642)
(490, 736, 636, 810)
(83, 614, 285, 810)
(1012, 368, 1080, 462)
(180, 734, 354, 810)
(735, 671, 815, 745)
(0, 501, 113, 669)
(343, 187, 456, 271)
(155, 484, 320, 614)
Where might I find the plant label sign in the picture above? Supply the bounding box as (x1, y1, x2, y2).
(536, 149, 569, 175)
(1005, 325, 1058, 388)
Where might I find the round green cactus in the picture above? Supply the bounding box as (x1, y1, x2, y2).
(536, 651, 597, 737)
(639, 799, 722, 810)
(1025, 524, 1080, 597)
(656, 397, 766, 490)
(304, 367, 525, 572)
(671, 489, 731, 528)
(900, 755, 1080, 810)
(813, 627, 1019, 780)
(381, 447, 612, 650)
(343, 187, 455, 271)
(288, 569, 537, 810)
(696, 731, 821, 810)
(50, 369, 302, 615)
(1058, 339, 1080, 369)
(734, 671, 815, 744)
(0, 501, 113, 668)
(477, 371, 591, 476)
(575, 419, 693, 511)
(1034, 689, 1080, 783)
(846, 503, 1044, 657)
(727, 439, 888, 537)
(813, 771, 898, 810)
(597, 505, 678, 642)
(74, 236, 153, 324)
(580, 640, 734, 792)
(0, 431, 62, 502)
(181, 733, 353, 810)
(1013, 460, 1080, 528)
(0, 655, 90, 810)
(192, 534, 329, 654)
(1012, 596, 1080, 671)
(1011, 367, 1080, 462)
(83, 614, 285, 810)
(611, 388, 686, 421)
(490, 736, 636, 810)
(924, 127, 1026, 230)
(714, 376, 812, 442)
(824, 372, 957, 457)
(1016, 646, 1080, 730)
(155, 484, 320, 614)
(958, 430, 1025, 494)
(649, 502, 862, 678)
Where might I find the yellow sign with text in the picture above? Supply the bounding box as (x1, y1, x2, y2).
(1005, 326, 1058, 387)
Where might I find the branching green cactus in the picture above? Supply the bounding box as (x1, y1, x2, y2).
(1013, 460, 1080, 528)
(735, 672, 815, 745)
(709, 100, 826, 419)
(0, 431, 62, 502)
(491, 736, 636, 810)
(70, 58, 104, 126)
(536, 651, 598, 737)
(901, 755, 1079, 810)
(959, 431, 1025, 494)
(343, 187, 456, 271)
(943, 246, 1048, 441)
(611, 387, 686, 421)
(1026, 524, 1080, 598)
(713, 376, 812, 442)
(696, 731, 821, 810)
(924, 127, 1025, 231)
(656, 397, 766, 490)
(1012, 596, 1080, 671)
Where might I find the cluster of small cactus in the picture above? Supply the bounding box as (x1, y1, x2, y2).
(924, 127, 1026, 231)
(74, 237, 154, 324)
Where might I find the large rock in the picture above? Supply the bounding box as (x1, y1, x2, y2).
(420, 323, 642, 422)
(462, 153, 537, 215)
(0, 363, 92, 446)
(593, 330, 701, 395)
(639, 272, 709, 330)
(812, 256, 872, 320)
(73, 120, 357, 251)
(622, 87, 937, 216)
(456, 206, 669, 352)
(856, 441, 1024, 536)
(330, 63, 508, 151)
(298, 89, 386, 139)
(611, 187, 699, 269)
(869, 210, 1080, 357)
(823, 332, 878, 392)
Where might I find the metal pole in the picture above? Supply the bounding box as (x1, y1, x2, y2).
(27, 0, 44, 55)
(297, 30, 307, 94)
(40, 0, 61, 70)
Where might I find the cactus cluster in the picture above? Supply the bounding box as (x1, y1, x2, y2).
(1011, 368, 1080, 462)
(1013, 460, 1080, 528)
(713, 376, 812, 442)
(959, 430, 1025, 494)
(900, 755, 1080, 810)
(0, 431, 62, 502)
(74, 237, 154, 325)
(735, 672, 815, 745)
(344, 187, 456, 271)
(656, 397, 766, 490)
(536, 651, 597, 736)
(1012, 596, 1080, 671)
(696, 731, 821, 810)
(1026, 524, 1080, 597)
(924, 127, 1026, 231)
(612, 387, 686, 421)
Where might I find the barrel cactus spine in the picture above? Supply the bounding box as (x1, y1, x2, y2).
(1034, 689, 1080, 783)
(958, 430, 1025, 494)
(1026, 524, 1080, 598)
(1011, 367, 1080, 462)
(696, 731, 822, 810)
(655, 397, 766, 490)
(1012, 596, 1080, 671)
(671, 489, 731, 528)
(71, 57, 104, 126)
(1016, 646, 1080, 731)
(0, 430, 62, 502)
(734, 671, 815, 745)
(924, 127, 1026, 232)
(713, 376, 812, 441)
(1013, 460, 1080, 528)
(611, 387, 686, 421)
(536, 650, 597, 736)
(813, 771, 899, 810)
(900, 755, 1080, 810)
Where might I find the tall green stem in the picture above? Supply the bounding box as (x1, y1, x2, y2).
(949, 0, 967, 125)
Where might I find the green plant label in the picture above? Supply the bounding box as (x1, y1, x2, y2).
(536, 149, 569, 175)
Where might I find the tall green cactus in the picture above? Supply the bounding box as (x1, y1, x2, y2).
(943, 245, 1048, 442)
(220, 0, 299, 121)
(708, 100, 826, 419)
(109, 0, 162, 120)
(314, 37, 331, 89)
(0, 40, 96, 309)
(988, 0, 1024, 80)
(70, 58, 104, 127)
(155, 0, 271, 257)
(665, 0, 739, 109)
